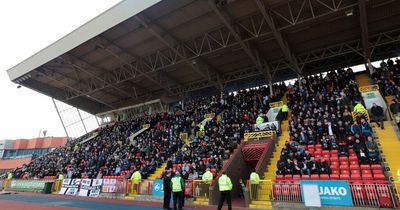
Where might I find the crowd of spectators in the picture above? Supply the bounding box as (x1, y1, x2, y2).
(371, 58, 400, 97)
(10, 83, 286, 180)
(276, 68, 381, 176)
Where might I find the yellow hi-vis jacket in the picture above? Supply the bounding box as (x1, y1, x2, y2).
(397, 168, 400, 181)
(171, 175, 184, 192)
(199, 124, 205, 132)
(58, 174, 64, 180)
(131, 171, 142, 184)
(256, 116, 264, 125)
(353, 103, 366, 113)
(218, 174, 232, 191)
(281, 105, 289, 112)
(250, 172, 260, 184)
(7, 173, 12, 180)
(202, 171, 213, 183)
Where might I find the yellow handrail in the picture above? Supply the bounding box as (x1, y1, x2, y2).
(249, 179, 273, 201)
(352, 110, 370, 122)
(193, 180, 210, 200)
(269, 101, 283, 108)
(359, 85, 379, 93)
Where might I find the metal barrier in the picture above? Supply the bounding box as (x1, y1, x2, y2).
(244, 130, 275, 141)
(193, 180, 210, 199)
(143, 124, 150, 129)
(249, 180, 274, 202)
(359, 85, 379, 93)
(53, 179, 62, 193)
(352, 110, 370, 122)
(350, 182, 398, 208)
(269, 101, 283, 108)
(180, 132, 190, 145)
(273, 182, 302, 202)
(126, 180, 141, 195)
(3, 179, 10, 190)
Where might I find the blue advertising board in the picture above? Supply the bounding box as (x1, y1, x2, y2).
(300, 180, 353, 206)
(152, 179, 164, 197)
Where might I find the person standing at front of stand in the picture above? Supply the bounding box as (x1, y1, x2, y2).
(171, 172, 184, 210)
(217, 172, 232, 210)
(163, 171, 172, 209)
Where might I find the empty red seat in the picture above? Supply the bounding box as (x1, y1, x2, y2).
(349, 160, 358, 166)
(284, 174, 293, 180)
(315, 154, 321, 160)
(340, 165, 349, 170)
(323, 154, 330, 160)
(340, 174, 350, 180)
(362, 169, 371, 175)
(340, 160, 349, 166)
(302, 175, 311, 179)
(348, 149, 355, 154)
(308, 149, 315, 154)
(371, 164, 382, 170)
(351, 169, 360, 174)
(330, 156, 339, 162)
(314, 150, 322, 156)
(372, 169, 384, 175)
(350, 164, 360, 170)
(362, 174, 373, 180)
(315, 144, 322, 150)
(373, 174, 386, 180)
(330, 150, 338, 155)
(330, 174, 339, 179)
(349, 156, 358, 161)
(311, 174, 320, 179)
(331, 169, 339, 174)
(276, 175, 284, 180)
(320, 174, 329, 180)
(360, 164, 370, 170)
(308, 145, 315, 150)
(293, 175, 301, 180)
(339, 156, 348, 161)
(322, 150, 330, 155)
(351, 174, 362, 180)
(341, 169, 350, 174)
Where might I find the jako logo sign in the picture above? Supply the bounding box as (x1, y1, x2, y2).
(301, 180, 353, 206)
(319, 187, 347, 196)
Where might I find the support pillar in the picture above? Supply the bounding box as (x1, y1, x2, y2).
(367, 59, 374, 75)
(52, 98, 69, 138)
(269, 80, 273, 96)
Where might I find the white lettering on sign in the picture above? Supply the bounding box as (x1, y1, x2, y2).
(319, 187, 347, 196)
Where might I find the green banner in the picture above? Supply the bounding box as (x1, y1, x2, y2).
(10, 180, 49, 190)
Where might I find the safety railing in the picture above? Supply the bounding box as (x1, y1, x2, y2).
(269, 101, 283, 108)
(350, 182, 398, 208)
(180, 132, 190, 145)
(3, 179, 10, 190)
(249, 180, 274, 202)
(126, 180, 141, 196)
(273, 182, 302, 202)
(244, 130, 276, 141)
(143, 124, 150, 129)
(359, 84, 379, 93)
(352, 109, 370, 122)
(393, 181, 400, 206)
(193, 180, 210, 200)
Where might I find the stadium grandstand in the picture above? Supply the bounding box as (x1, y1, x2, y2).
(2, 0, 400, 209)
(0, 137, 67, 174)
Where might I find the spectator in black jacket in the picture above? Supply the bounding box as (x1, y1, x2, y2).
(370, 103, 385, 129)
(163, 171, 172, 209)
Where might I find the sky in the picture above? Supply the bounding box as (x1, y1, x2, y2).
(0, 0, 121, 140)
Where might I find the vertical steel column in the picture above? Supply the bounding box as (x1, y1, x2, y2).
(52, 98, 69, 138)
(77, 108, 88, 134)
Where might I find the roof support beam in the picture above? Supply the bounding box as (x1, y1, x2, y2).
(59, 54, 141, 103)
(208, 0, 273, 82)
(254, 0, 302, 76)
(134, 15, 224, 91)
(358, 0, 371, 60)
(35, 69, 116, 110)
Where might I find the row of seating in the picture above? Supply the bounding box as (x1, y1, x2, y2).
(276, 173, 386, 181)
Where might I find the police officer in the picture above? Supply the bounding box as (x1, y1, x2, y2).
(217, 172, 232, 210)
(250, 169, 260, 200)
(163, 171, 172, 209)
(130, 169, 142, 194)
(171, 171, 184, 210)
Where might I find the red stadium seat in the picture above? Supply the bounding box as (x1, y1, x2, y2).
(349, 160, 358, 166)
(351, 174, 361, 180)
(308, 148, 315, 154)
(331, 169, 339, 174)
(276, 175, 284, 180)
(320, 174, 329, 180)
(340, 174, 350, 180)
(293, 175, 301, 180)
(362, 169, 371, 175)
(349, 156, 358, 161)
(314, 150, 322, 156)
(330, 156, 339, 162)
(371, 164, 382, 170)
(323, 154, 330, 160)
(349, 164, 360, 170)
(339, 156, 348, 161)
(372, 169, 383, 175)
(315, 144, 322, 150)
(330, 150, 338, 155)
(351, 169, 360, 174)
(284, 174, 293, 180)
(340, 160, 349, 166)
(340, 169, 350, 175)
(373, 174, 386, 180)
(362, 174, 373, 180)
(311, 174, 320, 179)
(348, 149, 355, 154)
(308, 145, 315, 150)
(301, 175, 311, 180)
(330, 174, 339, 179)
(339, 165, 349, 170)
(322, 150, 330, 155)
(360, 164, 370, 170)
